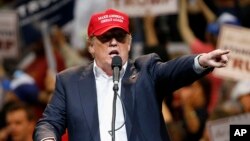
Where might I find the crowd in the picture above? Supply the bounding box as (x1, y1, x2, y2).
(0, 0, 250, 141)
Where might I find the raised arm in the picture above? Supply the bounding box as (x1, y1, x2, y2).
(197, 0, 217, 23)
(143, 13, 159, 47)
(178, 0, 197, 46)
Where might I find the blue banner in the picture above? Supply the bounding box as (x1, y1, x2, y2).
(13, 0, 75, 45)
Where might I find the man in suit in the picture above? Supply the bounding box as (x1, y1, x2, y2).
(33, 9, 229, 141)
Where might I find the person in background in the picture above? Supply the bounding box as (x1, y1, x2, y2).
(33, 8, 230, 141)
(9, 70, 40, 105)
(199, 105, 238, 141)
(50, 26, 91, 68)
(168, 78, 211, 141)
(5, 102, 37, 141)
(178, 0, 240, 113)
(231, 80, 250, 113)
(143, 12, 169, 62)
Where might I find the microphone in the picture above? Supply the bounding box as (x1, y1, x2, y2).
(111, 56, 122, 90)
(111, 56, 122, 141)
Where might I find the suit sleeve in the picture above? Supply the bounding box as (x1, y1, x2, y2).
(33, 74, 66, 141)
(149, 53, 212, 92)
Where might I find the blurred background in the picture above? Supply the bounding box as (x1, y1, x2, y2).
(0, 0, 250, 141)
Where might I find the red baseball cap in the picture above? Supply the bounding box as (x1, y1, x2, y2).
(87, 9, 129, 37)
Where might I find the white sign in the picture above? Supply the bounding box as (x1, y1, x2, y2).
(213, 25, 250, 80)
(0, 11, 18, 60)
(109, 0, 178, 17)
(207, 113, 250, 141)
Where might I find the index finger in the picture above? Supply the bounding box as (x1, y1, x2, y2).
(214, 49, 230, 56)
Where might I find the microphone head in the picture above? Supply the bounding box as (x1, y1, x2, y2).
(111, 56, 122, 70)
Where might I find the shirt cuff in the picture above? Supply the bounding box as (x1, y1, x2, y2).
(193, 54, 208, 74)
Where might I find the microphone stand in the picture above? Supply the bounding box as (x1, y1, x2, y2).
(111, 56, 122, 141)
(111, 83, 119, 141)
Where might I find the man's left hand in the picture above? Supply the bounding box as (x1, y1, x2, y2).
(198, 49, 230, 68)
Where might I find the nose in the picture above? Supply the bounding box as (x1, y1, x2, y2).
(109, 38, 118, 47)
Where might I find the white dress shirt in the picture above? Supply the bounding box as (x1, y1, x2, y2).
(93, 61, 128, 141)
(92, 56, 205, 141)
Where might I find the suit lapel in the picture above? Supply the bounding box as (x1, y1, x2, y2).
(78, 64, 100, 141)
(77, 62, 136, 141)
(121, 61, 136, 140)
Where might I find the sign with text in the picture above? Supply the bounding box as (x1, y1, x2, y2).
(13, 0, 74, 45)
(15, 0, 74, 27)
(213, 25, 250, 80)
(109, 0, 178, 17)
(207, 113, 250, 141)
(0, 11, 18, 59)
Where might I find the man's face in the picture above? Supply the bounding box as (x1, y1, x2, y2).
(89, 28, 131, 72)
(6, 109, 34, 141)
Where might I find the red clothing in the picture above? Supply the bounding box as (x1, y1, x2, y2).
(25, 49, 66, 118)
(25, 50, 65, 90)
(191, 38, 214, 54)
(191, 39, 222, 113)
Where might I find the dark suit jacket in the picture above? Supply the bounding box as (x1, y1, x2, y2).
(33, 53, 211, 141)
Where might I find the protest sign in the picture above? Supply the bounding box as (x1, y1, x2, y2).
(0, 11, 18, 59)
(207, 113, 250, 141)
(110, 0, 178, 17)
(213, 25, 250, 80)
(14, 0, 74, 45)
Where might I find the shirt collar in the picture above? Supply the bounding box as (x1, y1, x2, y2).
(93, 60, 127, 79)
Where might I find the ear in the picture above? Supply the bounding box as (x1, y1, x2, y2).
(88, 44, 95, 58)
(127, 44, 131, 52)
(87, 38, 94, 55)
(88, 45, 94, 54)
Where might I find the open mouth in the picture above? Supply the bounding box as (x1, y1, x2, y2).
(109, 50, 119, 57)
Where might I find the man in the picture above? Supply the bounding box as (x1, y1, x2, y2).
(33, 8, 229, 141)
(6, 102, 37, 141)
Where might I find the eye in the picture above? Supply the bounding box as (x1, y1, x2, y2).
(96, 33, 112, 43)
(96, 29, 128, 43)
(116, 33, 127, 42)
